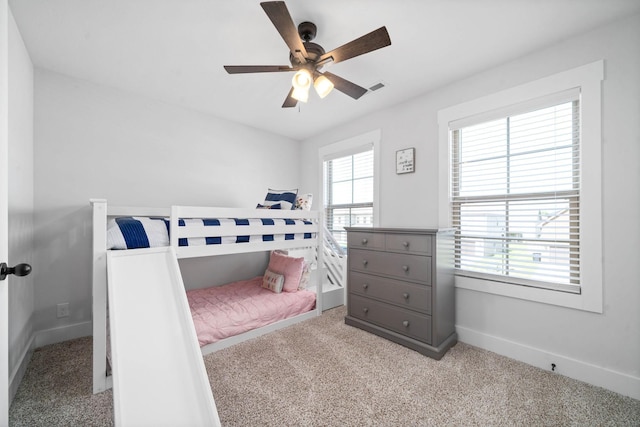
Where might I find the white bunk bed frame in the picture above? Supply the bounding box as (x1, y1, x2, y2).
(91, 199, 324, 394)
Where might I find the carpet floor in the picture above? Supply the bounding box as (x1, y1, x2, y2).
(10, 306, 640, 426)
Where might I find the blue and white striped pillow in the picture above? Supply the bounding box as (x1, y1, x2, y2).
(263, 188, 298, 210)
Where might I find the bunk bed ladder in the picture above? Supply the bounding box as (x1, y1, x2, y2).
(321, 225, 347, 309)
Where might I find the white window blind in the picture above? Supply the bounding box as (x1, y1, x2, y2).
(324, 148, 374, 248)
(451, 96, 580, 293)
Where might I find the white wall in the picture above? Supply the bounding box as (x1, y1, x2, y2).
(7, 8, 34, 402)
(300, 14, 640, 399)
(33, 70, 301, 344)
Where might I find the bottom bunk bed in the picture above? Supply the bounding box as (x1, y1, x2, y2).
(188, 276, 316, 350)
(91, 199, 324, 394)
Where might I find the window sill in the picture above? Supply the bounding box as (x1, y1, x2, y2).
(455, 274, 603, 313)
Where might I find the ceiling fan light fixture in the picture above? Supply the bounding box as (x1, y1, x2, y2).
(291, 69, 312, 90)
(314, 74, 334, 98)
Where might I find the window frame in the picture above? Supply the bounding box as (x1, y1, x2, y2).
(319, 130, 381, 244)
(438, 61, 604, 313)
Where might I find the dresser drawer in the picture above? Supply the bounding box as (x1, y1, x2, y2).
(349, 294, 432, 344)
(385, 233, 432, 255)
(349, 271, 432, 314)
(347, 231, 385, 250)
(349, 248, 431, 284)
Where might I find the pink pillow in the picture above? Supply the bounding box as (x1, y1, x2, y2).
(267, 250, 305, 292)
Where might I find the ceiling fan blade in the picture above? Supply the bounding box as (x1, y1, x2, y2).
(282, 87, 298, 108)
(224, 65, 294, 74)
(323, 72, 368, 100)
(260, 1, 308, 63)
(319, 26, 391, 65)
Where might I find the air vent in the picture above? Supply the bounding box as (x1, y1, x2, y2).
(368, 82, 386, 92)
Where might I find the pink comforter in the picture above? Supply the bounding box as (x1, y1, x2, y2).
(187, 277, 316, 347)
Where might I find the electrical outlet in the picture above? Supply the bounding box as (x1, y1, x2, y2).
(57, 303, 69, 318)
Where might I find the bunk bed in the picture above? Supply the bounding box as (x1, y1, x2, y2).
(91, 199, 323, 394)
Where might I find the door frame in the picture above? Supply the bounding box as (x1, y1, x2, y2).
(1, 0, 11, 424)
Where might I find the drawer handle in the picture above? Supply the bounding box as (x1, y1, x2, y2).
(362, 260, 368, 267)
(362, 283, 369, 290)
(402, 241, 409, 248)
(402, 320, 410, 327)
(402, 265, 409, 272)
(403, 292, 409, 299)
(361, 238, 368, 245)
(363, 307, 369, 314)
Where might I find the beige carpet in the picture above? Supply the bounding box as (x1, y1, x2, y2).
(10, 306, 640, 426)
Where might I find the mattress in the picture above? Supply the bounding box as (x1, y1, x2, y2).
(186, 277, 316, 347)
(107, 216, 315, 250)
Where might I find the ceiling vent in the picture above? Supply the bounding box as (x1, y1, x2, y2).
(368, 82, 386, 92)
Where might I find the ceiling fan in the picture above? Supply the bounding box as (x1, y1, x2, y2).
(223, 1, 391, 108)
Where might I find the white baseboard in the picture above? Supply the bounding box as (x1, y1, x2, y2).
(456, 325, 640, 401)
(34, 321, 92, 349)
(11, 321, 93, 402)
(9, 334, 35, 404)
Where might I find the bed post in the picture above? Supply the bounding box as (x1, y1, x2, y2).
(170, 205, 179, 251)
(316, 211, 324, 314)
(90, 199, 111, 393)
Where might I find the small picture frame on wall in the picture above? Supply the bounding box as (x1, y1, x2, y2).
(396, 148, 415, 174)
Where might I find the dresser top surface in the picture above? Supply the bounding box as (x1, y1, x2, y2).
(344, 227, 450, 234)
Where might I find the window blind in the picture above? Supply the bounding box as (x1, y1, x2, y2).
(324, 148, 374, 248)
(451, 98, 580, 293)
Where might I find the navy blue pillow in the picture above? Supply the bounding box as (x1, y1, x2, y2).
(263, 188, 297, 210)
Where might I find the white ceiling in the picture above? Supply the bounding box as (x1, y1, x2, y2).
(9, 0, 640, 140)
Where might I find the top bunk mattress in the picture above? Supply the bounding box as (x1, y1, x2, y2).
(186, 276, 316, 347)
(107, 216, 316, 250)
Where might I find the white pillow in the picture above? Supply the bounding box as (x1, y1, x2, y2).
(298, 261, 311, 289)
(262, 269, 285, 293)
(294, 193, 313, 211)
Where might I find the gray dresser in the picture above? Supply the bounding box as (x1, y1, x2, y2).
(344, 227, 457, 359)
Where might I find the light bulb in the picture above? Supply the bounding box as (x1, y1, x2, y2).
(314, 75, 334, 98)
(292, 69, 312, 90)
(291, 86, 309, 103)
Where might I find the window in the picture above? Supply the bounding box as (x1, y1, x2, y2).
(451, 95, 580, 293)
(324, 148, 374, 248)
(438, 61, 603, 312)
(318, 130, 380, 249)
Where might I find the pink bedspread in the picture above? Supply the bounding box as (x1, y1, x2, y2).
(187, 276, 316, 347)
